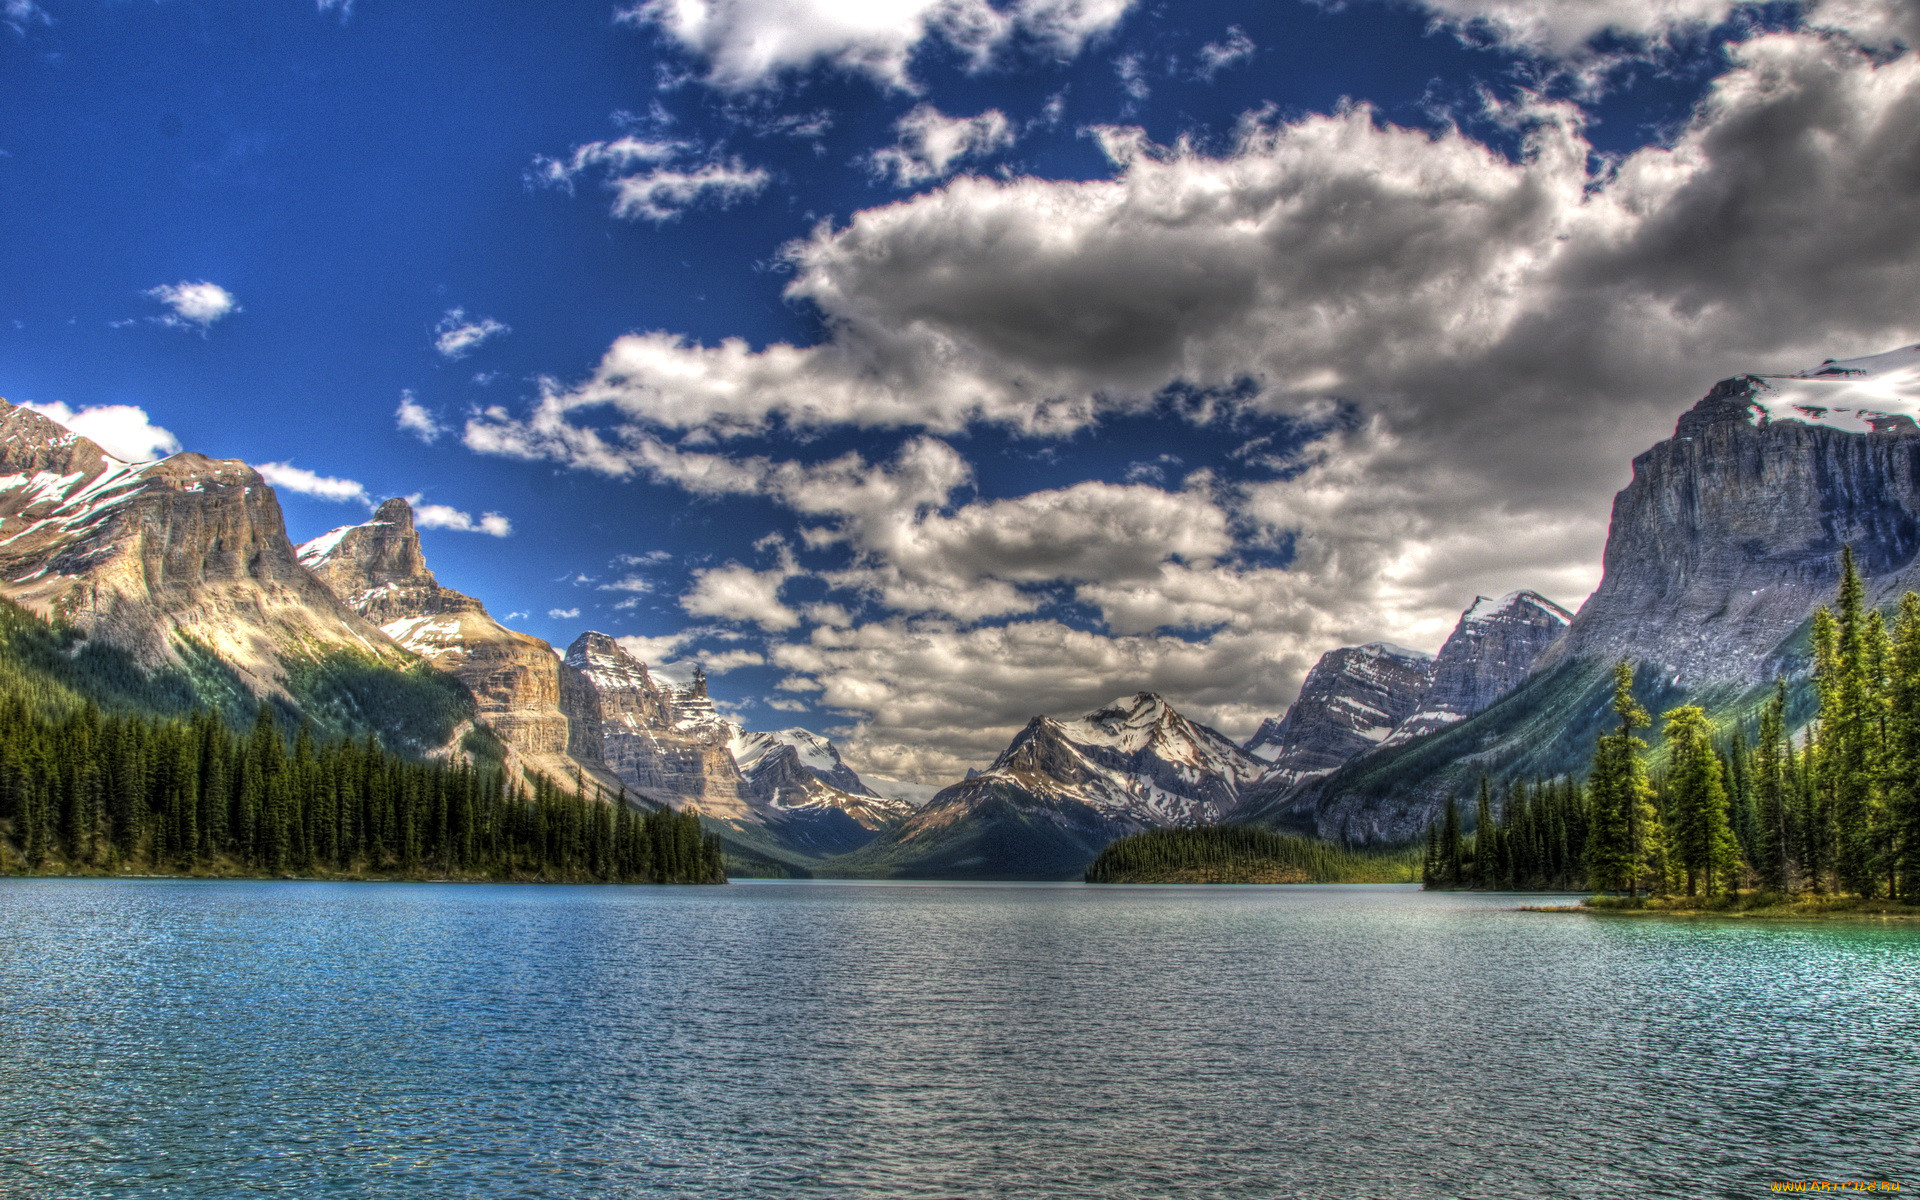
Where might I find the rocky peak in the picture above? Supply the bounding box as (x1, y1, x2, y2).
(297, 498, 481, 627)
(564, 631, 661, 699)
(0, 398, 408, 686)
(1540, 355, 1920, 686)
(1382, 591, 1570, 746)
(729, 726, 878, 797)
(1246, 642, 1437, 788)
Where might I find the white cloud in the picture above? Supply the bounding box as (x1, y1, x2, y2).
(532, 135, 770, 223)
(766, 696, 811, 712)
(145, 280, 238, 330)
(395, 392, 444, 443)
(610, 161, 771, 222)
(1195, 25, 1254, 79)
(623, 0, 1136, 92)
(413, 503, 512, 537)
(1115, 52, 1149, 101)
(23, 402, 180, 462)
(254, 462, 371, 505)
(681, 557, 802, 631)
(549, 607, 581, 620)
(1399, 0, 1918, 63)
(474, 21, 1920, 773)
(701, 648, 768, 673)
(434, 309, 510, 359)
(869, 105, 1015, 186)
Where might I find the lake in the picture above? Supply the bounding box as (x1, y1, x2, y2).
(1, 879, 1914, 1198)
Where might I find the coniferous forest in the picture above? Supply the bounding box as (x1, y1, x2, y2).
(1423, 550, 1920, 906)
(0, 609, 725, 885)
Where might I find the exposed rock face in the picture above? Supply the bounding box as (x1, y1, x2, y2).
(1382, 592, 1570, 745)
(1538, 370, 1920, 686)
(1244, 643, 1436, 789)
(0, 399, 409, 688)
(299, 499, 581, 781)
(1256, 353, 1920, 845)
(559, 633, 753, 819)
(837, 693, 1262, 878)
(727, 729, 913, 854)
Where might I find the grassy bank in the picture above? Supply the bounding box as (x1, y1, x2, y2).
(1086, 826, 1420, 884)
(1522, 892, 1920, 920)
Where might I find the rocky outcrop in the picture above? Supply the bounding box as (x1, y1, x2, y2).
(559, 633, 753, 819)
(1537, 370, 1920, 686)
(299, 499, 589, 783)
(1255, 351, 1920, 844)
(1382, 592, 1570, 745)
(1244, 643, 1436, 788)
(835, 693, 1262, 878)
(0, 399, 411, 689)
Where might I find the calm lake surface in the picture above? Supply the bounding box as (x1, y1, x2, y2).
(1, 880, 1915, 1199)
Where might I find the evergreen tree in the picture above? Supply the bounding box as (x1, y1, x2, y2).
(1753, 681, 1794, 892)
(1663, 705, 1743, 896)
(1587, 663, 1663, 897)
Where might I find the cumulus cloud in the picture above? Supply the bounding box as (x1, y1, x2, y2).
(145, 280, 238, 330)
(1399, 0, 1917, 63)
(434, 309, 510, 359)
(395, 392, 444, 442)
(254, 462, 371, 505)
(868, 104, 1015, 186)
(549, 607, 581, 620)
(681, 556, 803, 631)
(473, 19, 1920, 775)
(623, 0, 1137, 92)
(413, 503, 512, 537)
(532, 134, 769, 222)
(23, 401, 181, 462)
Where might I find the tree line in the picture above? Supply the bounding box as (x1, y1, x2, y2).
(1088, 825, 1419, 883)
(0, 684, 725, 885)
(1426, 550, 1920, 902)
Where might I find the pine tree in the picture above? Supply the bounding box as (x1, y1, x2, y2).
(1754, 682, 1793, 892)
(1663, 705, 1744, 896)
(1587, 662, 1662, 896)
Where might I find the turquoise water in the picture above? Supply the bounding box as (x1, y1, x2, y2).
(1, 880, 1915, 1198)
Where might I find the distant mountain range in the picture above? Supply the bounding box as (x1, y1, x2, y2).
(6, 343, 1920, 877)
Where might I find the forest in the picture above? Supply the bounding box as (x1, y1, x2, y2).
(0, 606, 725, 885)
(1424, 550, 1920, 905)
(1086, 825, 1420, 884)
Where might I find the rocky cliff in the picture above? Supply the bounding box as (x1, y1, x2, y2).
(835, 693, 1262, 878)
(1382, 591, 1570, 745)
(1537, 365, 1920, 685)
(0, 399, 418, 691)
(559, 633, 754, 819)
(300, 499, 590, 784)
(1243, 643, 1436, 789)
(1255, 349, 1920, 844)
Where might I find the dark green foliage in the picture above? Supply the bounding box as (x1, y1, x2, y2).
(0, 692, 725, 882)
(1086, 825, 1418, 884)
(1422, 775, 1590, 891)
(0, 600, 724, 884)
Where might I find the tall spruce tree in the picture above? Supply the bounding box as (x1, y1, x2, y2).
(1587, 663, 1661, 896)
(1663, 705, 1744, 896)
(1753, 682, 1794, 892)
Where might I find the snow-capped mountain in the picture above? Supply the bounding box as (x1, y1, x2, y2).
(560, 632, 753, 819)
(1242, 642, 1437, 789)
(1380, 591, 1570, 746)
(0, 398, 417, 697)
(837, 693, 1262, 878)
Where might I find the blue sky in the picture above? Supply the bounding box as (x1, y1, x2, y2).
(4, 0, 1918, 780)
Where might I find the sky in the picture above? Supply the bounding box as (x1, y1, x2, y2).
(3, 0, 1920, 783)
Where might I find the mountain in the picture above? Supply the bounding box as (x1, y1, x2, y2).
(833, 692, 1262, 879)
(558, 632, 752, 817)
(299, 499, 595, 784)
(1253, 351, 1920, 844)
(727, 728, 913, 855)
(0, 399, 469, 751)
(1241, 642, 1436, 789)
(1380, 591, 1570, 745)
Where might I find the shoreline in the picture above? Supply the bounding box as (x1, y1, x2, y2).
(1522, 899, 1920, 922)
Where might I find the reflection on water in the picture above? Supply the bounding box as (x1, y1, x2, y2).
(1, 879, 1915, 1198)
